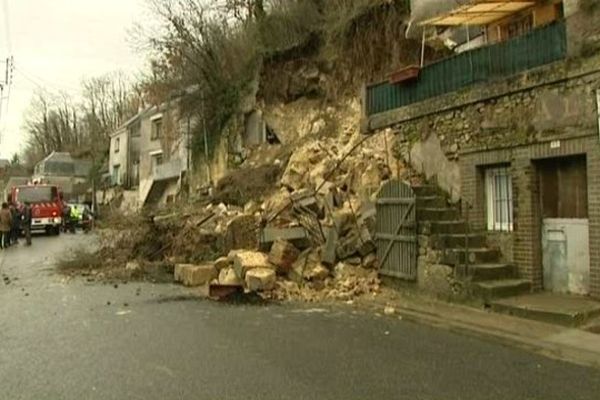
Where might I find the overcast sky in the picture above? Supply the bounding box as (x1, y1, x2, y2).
(0, 0, 150, 159)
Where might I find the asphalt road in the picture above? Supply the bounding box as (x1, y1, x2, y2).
(1, 235, 600, 400)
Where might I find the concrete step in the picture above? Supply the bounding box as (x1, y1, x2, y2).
(466, 264, 516, 282)
(432, 233, 487, 249)
(417, 207, 460, 222)
(472, 279, 531, 302)
(419, 221, 468, 235)
(442, 248, 501, 265)
(416, 195, 448, 209)
(492, 293, 600, 327)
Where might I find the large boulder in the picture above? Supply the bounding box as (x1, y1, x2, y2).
(232, 251, 273, 279)
(223, 214, 258, 253)
(214, 256, 230, 271)
(218, 267, 244, 286)
(287, 249, 321, 283)
(174, 264, 218, 287)
(245, 268, 277, 291)
(268, 240, 300, 274)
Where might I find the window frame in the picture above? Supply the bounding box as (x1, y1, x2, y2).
(502, 12, 533, 40)
(112, 164, 121, 186)
(114, 137, 120, 153)
(151, 118, 163, 141)
(485, 166, 514, 232)
(151, 152, 164, 170)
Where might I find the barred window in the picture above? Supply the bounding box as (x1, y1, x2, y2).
(486, 166, 513, 232)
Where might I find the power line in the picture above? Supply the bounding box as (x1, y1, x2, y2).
(16, 64, 81, 93)
(13, 64, 81, 95)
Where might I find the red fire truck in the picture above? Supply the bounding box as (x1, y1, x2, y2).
(8, 183, 64, 235)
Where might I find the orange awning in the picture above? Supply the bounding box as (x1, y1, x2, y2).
(419, 1, 536, 27)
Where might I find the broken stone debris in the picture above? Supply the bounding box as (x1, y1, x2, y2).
(214, 256, 230, 271)
(125, 261, 141, 273)
(245, 268, 277, 291)
(168, 104, 401, 302)
(232, 251, 273, 279)
(218, 267, 244, 286)
(268, 240, 300, 274)
(174, 264, 218, 287)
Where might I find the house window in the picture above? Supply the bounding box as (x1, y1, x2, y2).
(151, 153, 163, 170)
(485, 166, 513, 232)
(503, 13, 533, 40)
(112, 165, 121, 186)
(129, 121, 141, 137)
(114, 138, 120, 153)
(151, 118, 163, 140)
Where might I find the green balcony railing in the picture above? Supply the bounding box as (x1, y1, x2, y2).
(366, 20, 567, 116)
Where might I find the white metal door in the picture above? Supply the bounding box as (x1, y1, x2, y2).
(542, 218, 590, 295)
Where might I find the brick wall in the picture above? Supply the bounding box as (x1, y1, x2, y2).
(376, 52, 600, 297)
(462, 136, 600, 295)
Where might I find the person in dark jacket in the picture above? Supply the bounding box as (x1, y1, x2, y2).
(22, 202, 32, 246)
(0, 203, 11, 249)
(62, 204, 71, 233)
(9, 203, 20, 245)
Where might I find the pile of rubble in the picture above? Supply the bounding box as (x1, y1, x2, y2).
(170, 128, 397, 301)
(96, 100, 414, 303)
(174, 239, 380, 302)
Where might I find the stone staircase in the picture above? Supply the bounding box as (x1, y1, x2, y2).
(414, 185, 531, 303)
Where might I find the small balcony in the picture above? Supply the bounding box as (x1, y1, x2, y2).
(366, 20, 567, 116)
(153, 158, 182, 181)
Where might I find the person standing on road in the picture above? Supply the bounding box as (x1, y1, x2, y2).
(62, 203, 71, 233)
(22, 202, 32, 246)
(0, 203, 12, 249)
(9, 203, 20, 246)
(69, 205, 80, 233)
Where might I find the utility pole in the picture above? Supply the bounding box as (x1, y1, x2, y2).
(0, 56, 14, 148)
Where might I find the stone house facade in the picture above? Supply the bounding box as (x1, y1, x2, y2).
(364, 1, 600, 298)
(137, 99, 193, 206)
(108, 112, 145, 189)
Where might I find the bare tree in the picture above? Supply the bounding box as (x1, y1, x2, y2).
(22, 73, 140, 166)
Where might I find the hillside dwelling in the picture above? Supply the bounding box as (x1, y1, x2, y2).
(108, 111, 147, 189)
(138, 100, 192, 207)
(32, 152, 93, 201)
(363, 0, 600, 301)
(422, 0, 566, 52)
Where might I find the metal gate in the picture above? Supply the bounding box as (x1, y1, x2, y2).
(375, 180, 417, 280)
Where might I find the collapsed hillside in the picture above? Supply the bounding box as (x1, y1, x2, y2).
(80, 0, 436, 301)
